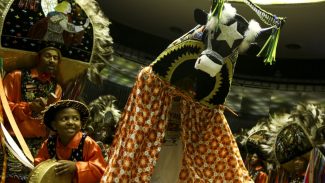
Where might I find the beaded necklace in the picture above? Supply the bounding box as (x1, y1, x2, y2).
(21, 69, 57, 102)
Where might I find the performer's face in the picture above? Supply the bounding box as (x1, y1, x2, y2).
(38, 49, 60, 74)
(250, 153, 260, 166)
(293, 157, 307, 173)
(51, 108, 82, 142)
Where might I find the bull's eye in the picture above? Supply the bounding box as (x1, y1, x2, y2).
(197, 58, 201, 64)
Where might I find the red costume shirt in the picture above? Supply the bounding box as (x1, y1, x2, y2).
(34, 131, 108, 183)
(3, 69, 62, 137)
(253, 166, 268, 183)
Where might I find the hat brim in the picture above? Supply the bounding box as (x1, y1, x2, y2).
(43, 100, 89, 130)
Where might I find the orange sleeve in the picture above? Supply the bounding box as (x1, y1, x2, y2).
(3, 71, 62, 121)
(3, 71, 31, 121)
(3, 70, 22, 104)
(34, 139, 51, 166)
(256, 172, 268, 183)
(75, 137, 108, 183)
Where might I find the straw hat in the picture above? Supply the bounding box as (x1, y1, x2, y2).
(43, 100, 89, 130)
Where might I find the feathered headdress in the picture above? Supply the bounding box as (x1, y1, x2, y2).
(262, 103, 325, 166)
(86, 95, 121, 144)
(238, 120, 270, 161)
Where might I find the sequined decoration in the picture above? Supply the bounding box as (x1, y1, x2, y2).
(40, 0, 58, 16)
(18, 0, 40, 11)
(1, 0, 93, 62)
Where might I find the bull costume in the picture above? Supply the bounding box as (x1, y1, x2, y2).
(101, 0, 285, 182)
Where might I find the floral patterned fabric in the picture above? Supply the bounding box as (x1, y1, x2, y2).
(101, 66, 252, 183)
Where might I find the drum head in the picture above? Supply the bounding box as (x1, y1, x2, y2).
(28, 159, 72, 183)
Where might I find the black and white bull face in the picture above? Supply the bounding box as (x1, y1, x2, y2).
(194, 3, 261, 77)
(150, 1, 283, 107)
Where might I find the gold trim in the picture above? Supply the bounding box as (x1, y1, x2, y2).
(199, 55, 237, 108)
(152, 40, 204, 81)
(0, 0, 14, 44)
(165, 52, 199, 81)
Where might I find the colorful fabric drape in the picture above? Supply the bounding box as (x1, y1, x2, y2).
(101, 66, 252, 183)
(304, 146, 325, 183)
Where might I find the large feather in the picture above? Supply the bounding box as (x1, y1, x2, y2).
(86, 95, 121, 144)
(76, 0, 114, 84)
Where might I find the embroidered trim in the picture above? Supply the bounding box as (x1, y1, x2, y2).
(47, 133, 87, 161)
(21, 70, 56, 102)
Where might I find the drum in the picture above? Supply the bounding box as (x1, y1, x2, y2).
(28, 159, 73, 183)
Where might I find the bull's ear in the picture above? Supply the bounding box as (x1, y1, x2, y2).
(194, 9, 208, 25)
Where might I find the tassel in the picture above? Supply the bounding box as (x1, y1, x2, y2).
(257, 26, 281, 65)
(242, 0, 285, 65)
(209, 0, 225, 28)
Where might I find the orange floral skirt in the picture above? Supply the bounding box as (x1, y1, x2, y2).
(101, 66, 252, 183)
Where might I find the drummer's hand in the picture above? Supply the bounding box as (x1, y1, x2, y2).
(29, 97, 47, 114)
(55, 160, 77, 175)
(47, 93, 58, 105)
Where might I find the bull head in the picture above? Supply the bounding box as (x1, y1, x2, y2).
(194, 0, 285, 77)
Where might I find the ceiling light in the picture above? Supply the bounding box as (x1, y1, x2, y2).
(230, 0, 325, 5)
